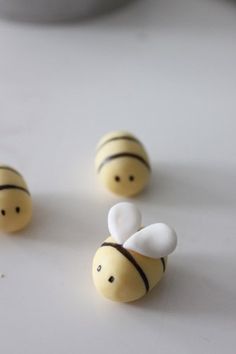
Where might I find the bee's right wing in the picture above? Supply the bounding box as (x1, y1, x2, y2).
(123, 223, 177, 258)
(108, 202, 142, 244)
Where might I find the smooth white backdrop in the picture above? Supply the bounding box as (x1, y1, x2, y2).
(0, 0, 235, 353)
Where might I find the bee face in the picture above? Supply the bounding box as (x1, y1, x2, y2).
(92, 243, 146, 303)
(0, 166, 32, 233)
(0, 189, 32, 233)
(95, 131, 151, 197)
(99, 158, 150, 197)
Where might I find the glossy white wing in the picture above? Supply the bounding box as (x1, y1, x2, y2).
(123, 223, 177, 258)
(108, 202, 142, 244)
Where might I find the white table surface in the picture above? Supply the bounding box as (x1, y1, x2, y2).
(0, 1, 236, 353)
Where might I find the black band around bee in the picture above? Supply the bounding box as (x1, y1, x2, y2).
(101, 242, 150, 293)
(161, 258, 166, 272)
(97, 152, 151, 174)
(0, 184, 30, 195)
(0, 166, 22, 176)
(96, 135, 142, 153)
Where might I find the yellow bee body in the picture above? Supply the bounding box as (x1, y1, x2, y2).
(95, 131, 151, 197)
(0, 166, 32, 233)
(93, 236, 166, 303)
(92, 203, 177, 303)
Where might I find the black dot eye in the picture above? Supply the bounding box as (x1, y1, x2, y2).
(114, 176, 120, 182)
(97, 265, 102, 272)
(15, 207, 21, 214)
(108, 276, 115, 283)
(1, 210, 6, 216)
(129, 175, 135, 182)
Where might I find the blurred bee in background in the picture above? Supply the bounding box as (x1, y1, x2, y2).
(93, 202, 177, 303)
(95, 131, 151, 197)
(0, 165, 32, 233)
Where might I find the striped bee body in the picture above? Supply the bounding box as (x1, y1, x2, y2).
(92, 203, 177, 303)
(93, 236, 166, 303)
(95, 131, 151, 197)
(0, 166, 32, 233)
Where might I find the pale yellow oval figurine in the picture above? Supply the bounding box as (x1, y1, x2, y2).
(92, 203, 177, 303)
(0, 166, 32, 233)
(95, 131, 151, 197)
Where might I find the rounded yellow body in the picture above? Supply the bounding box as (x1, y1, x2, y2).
(0, 166, 32, 233)
(95, 131, 151, 197)
(92, 236, 166, 303)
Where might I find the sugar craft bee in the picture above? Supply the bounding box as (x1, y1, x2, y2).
(95, 131, 151, 197)
(0, 165, 32, 233)
(93, 202, 177, 303)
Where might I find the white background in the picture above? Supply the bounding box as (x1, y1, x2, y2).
(0, 0, 236, 353)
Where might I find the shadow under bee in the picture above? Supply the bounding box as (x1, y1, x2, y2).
(128, 253, 236, 320)
(17, 192, 109, 247)
(138, 162, 235, 209)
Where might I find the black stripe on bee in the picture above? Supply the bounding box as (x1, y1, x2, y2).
(96, 135, 142, 153)
(161, 258, 166, 272)
(101, 242, 150, 293)
(97, 153, 151, 174)
(0, 184, 30, 195)
(0, 166, 22, 177)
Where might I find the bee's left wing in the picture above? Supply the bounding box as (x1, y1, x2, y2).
(123, 223, 177, 258)
(108, 202, 142, 244)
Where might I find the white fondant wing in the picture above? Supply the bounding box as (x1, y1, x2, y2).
(108, 202, 142, 244)
(123, 223, 177, 258)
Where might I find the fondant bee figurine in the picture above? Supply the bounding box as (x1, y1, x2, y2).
(93, 202, 177, 303)
(0, 165, 32, 233)
(95, 131, 151, 197)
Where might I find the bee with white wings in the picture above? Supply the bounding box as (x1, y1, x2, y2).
(92, 202, 177, 302)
